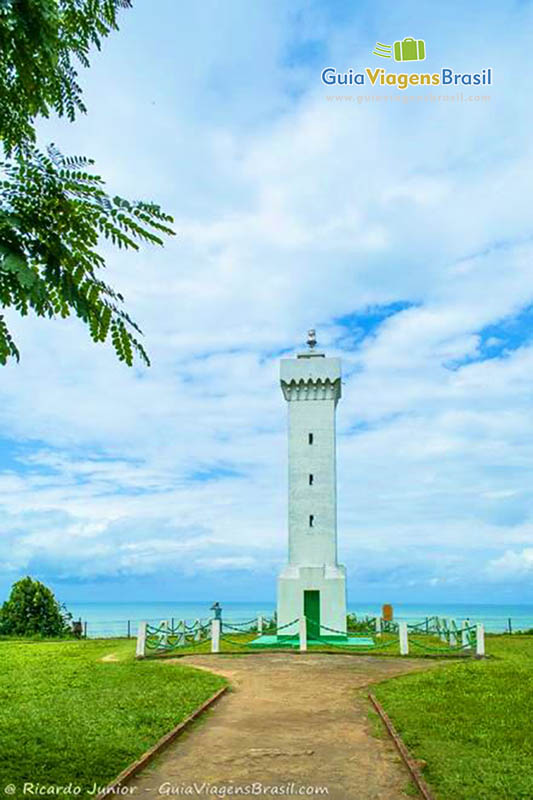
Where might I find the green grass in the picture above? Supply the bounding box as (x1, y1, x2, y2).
(0, 638, 226, 799)
(373, 635, 533, 800)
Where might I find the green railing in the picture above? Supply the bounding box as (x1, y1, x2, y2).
(219, 617, 299, 649)
(143, 618, 211, 654)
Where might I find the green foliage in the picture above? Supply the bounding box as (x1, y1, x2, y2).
(0, 638, 226, 795)
(0, 145, 174, 365)
(0, 0, 175, 365)
(0, 575, 72, 637)
(347, 612, 376, 633)
(373, 636, 533, 800)
(0, 0, 133, 155)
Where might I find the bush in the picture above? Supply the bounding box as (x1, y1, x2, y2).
(0, 576, 72, 638)
(347, 613, 376, 633)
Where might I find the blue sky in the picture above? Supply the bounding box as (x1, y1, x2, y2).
(1, 0, 533, 605)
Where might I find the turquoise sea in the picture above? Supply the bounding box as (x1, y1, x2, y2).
(68, 601, 533, 638)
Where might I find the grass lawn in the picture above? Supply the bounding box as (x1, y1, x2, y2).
(0, 638, 226, 798)
(373, 635, 533, 800)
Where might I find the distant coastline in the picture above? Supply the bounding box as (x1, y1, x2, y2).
(66, 600, 533, 637)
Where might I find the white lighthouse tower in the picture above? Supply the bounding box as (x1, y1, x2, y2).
(277, 330, 347, 640)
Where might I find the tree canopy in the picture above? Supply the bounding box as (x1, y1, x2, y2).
(0, 575, 72, 637)
(0, 0, 175, 365)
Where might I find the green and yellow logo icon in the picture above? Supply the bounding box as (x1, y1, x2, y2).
(373, 37, 426, 62)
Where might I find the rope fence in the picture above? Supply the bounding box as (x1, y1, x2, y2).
(134, 613, 488, 658)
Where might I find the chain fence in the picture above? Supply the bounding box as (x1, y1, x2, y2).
(133, 612, 500, 658)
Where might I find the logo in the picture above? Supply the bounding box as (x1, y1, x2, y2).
(373, 38, 426, 62)
(321, 36, 492, 91)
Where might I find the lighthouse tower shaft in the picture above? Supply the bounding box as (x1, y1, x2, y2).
(277, 347, 347, 639)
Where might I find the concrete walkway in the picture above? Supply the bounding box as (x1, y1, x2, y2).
(130, 653, 435, 800)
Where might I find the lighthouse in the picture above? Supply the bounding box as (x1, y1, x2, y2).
(277, 330, 347, 640)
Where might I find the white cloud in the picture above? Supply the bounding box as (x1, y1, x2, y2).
(486, 549, 533, 581)
(2, 0, 533, 600)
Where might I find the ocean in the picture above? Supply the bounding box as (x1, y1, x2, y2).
(68, 601, 533, 638)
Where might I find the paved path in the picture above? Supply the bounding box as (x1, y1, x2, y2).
(130, 653, 435, 800)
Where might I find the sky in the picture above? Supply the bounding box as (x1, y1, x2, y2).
(1, 0, 533, 606)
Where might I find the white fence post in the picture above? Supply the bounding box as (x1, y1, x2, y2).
(136, 621, 147, 659)
(194, 619, 201, 641)
(399, 621, 409, 655)
(257, 614, 263, 635)
(375, 616, 382, 637)
(299, 616, 307, 652)
(178, 620, 186, 646)
(449, 621, 457, 647)
(462, 620, 470, 649)
(476, 623, 485, 657)
(211, 618, 221, 653)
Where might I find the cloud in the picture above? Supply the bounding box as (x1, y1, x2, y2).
(1, 0, 533, 601)
(486, 549, 533, 581)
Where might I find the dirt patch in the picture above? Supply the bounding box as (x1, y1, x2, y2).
(100, 653, 119, 662)
(130, 653, 438, 800)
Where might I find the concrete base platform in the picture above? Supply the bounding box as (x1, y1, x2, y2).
(249, 635, 374, 648)
(249, 635, 295, 648)
(277, 565, 347, 639)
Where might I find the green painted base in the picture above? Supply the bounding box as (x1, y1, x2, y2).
(249, 635, 375, 648)
(248, 635, 295, 648)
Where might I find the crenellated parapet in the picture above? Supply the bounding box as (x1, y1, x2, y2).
(280, 352, 341, 403)
(280, 377, 341, 402)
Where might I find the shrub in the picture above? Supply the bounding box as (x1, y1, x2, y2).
(347, 613, 376, 633)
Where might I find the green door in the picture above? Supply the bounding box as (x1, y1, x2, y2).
(304, 590, 320, 640)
